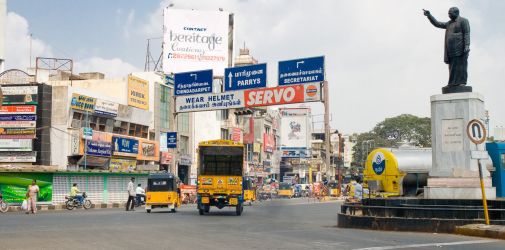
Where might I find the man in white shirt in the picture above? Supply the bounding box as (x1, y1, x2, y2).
(126, 177, 136, 211)
(136, 184, 146, 205)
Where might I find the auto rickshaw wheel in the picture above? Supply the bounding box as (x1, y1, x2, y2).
(198, 208, 204, 215)
(146, 209, 151, 213)
(204, 205, 210, 213)
(236, 203, 243, 216)
(171, 208, 176, 213)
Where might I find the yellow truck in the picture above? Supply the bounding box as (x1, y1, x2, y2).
(197, 140, 245, 216)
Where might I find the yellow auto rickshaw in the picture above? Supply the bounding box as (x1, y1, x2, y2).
(328, 181, 340, 197)
(243, 177, 256, 205)
(145, 173, 181, 213)
(277, 182, 294, 198)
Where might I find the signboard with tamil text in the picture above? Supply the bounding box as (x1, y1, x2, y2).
(70, 93, 96, 112)
(110, 158, 137, 172)
(0, 139, 32, 151)
(0, 105, 36, 115)
(0, 121, 36, 128)
(175, 90, 243, 113)
(85, 141, 112, 157)
(224, 63, 267, 91)
(174, 69, 213, 96)
(278, 56, 325, 85)
(0, 151, 37, 162)
(94, 99, 119, 117)
(0, 114, 36, 121)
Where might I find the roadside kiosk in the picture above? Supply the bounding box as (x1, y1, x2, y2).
(486, 142, 505, 198)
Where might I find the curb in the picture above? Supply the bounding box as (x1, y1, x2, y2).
(6, 203, 127, 212)
(455, 224, 505, 240)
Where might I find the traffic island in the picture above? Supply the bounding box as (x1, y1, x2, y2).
(455, 224, 505, 240)
(337, 198, 505, 234)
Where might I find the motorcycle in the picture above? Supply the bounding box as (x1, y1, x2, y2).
(135, 195, 146, 207)
(65, 192, 92, 210)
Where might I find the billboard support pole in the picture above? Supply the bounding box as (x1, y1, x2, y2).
(171, 95, 178, 176)
(323, 81, 331, 184)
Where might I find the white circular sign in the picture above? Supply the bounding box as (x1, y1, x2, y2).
(466, 119, 487, 145)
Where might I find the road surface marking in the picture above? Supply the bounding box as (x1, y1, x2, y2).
(353, 239, 499, 250)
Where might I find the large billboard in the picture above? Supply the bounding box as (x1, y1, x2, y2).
(280, 108, 310, 157)
(163, 8, 231, 74)
(127, 75, 149, 110)
(0, 173, 53, 203)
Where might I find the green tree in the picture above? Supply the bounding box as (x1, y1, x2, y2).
(351, 114, 431, 167)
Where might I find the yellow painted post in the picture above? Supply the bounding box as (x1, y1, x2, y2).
(309, 165, 313, 184)
(477, 159, 490, 225)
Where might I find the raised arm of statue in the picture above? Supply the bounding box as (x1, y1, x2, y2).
(423, 9, 447, 29)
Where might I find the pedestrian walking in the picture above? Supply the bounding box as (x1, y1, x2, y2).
(26, 179, 39, 214)
(126, 177, 136, 211)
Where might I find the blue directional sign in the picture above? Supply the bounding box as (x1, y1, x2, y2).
(278, 56, 325, 85)
(224, 63, 267, 91)
(174, 69, 213, 96)
(167, 132, 177, 149)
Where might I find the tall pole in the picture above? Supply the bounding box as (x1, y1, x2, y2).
(323, 81, 331, 183)
(171, 95, 178, 175)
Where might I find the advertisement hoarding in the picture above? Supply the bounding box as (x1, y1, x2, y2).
(1, 86, 38, 95)
(0, 172, 53, 203)
(94, 99, 119, 117)
(2, 95, 38, 105)
(244, 83, 321, 108)
(280, 113, 309, 149)
(127, 75, 149, 110)
(163, 8, 231, 74)
(0, 139, 32, 151)
(0, 120, 36, 128)
(231, 127, 242, 142)
(109, 158, 137, 172)
(166, 132, 177, 148)
(175, 90, 244, 113)
(138, 140, 159, 161)
(0, 128, 36, 135)
(263, 133, 275, 153)
(85, 141, 112, 157)
(0, 105, 36, 114)
(70, 93, 96, 112)
(0, 114, 37, 121)
(161, 152, 173, 164)
(0, 151, 37, 162)
(112, 136, 139, 157)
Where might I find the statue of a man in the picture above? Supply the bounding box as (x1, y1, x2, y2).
(424, 7, 470, 89)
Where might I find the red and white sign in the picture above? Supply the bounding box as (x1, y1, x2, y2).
(244, 85, 304, 108)
(232, 127, 242, 142)
(263, 133, 275, 153)
(244, 83, 320, 108)
(0, 121, 36, 128)
(0, 105, 37, 114)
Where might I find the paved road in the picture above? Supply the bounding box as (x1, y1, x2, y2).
(0, 199, 503, 250)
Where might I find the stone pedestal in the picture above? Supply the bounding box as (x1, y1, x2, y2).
(425, 92, 496, 199)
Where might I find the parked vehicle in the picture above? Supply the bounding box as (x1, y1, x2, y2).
(65, 192, 92, 210)
(277, 182, 294, 198)
(0, 193, 9, 213)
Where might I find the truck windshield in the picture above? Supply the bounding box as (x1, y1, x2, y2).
(199, 146, 243, 176)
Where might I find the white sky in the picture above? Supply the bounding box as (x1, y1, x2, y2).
(4, 0, 505, 135)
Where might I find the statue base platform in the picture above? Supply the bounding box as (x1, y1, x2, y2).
(424, 177, 496, 199)
(442, 85, 472, 94)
